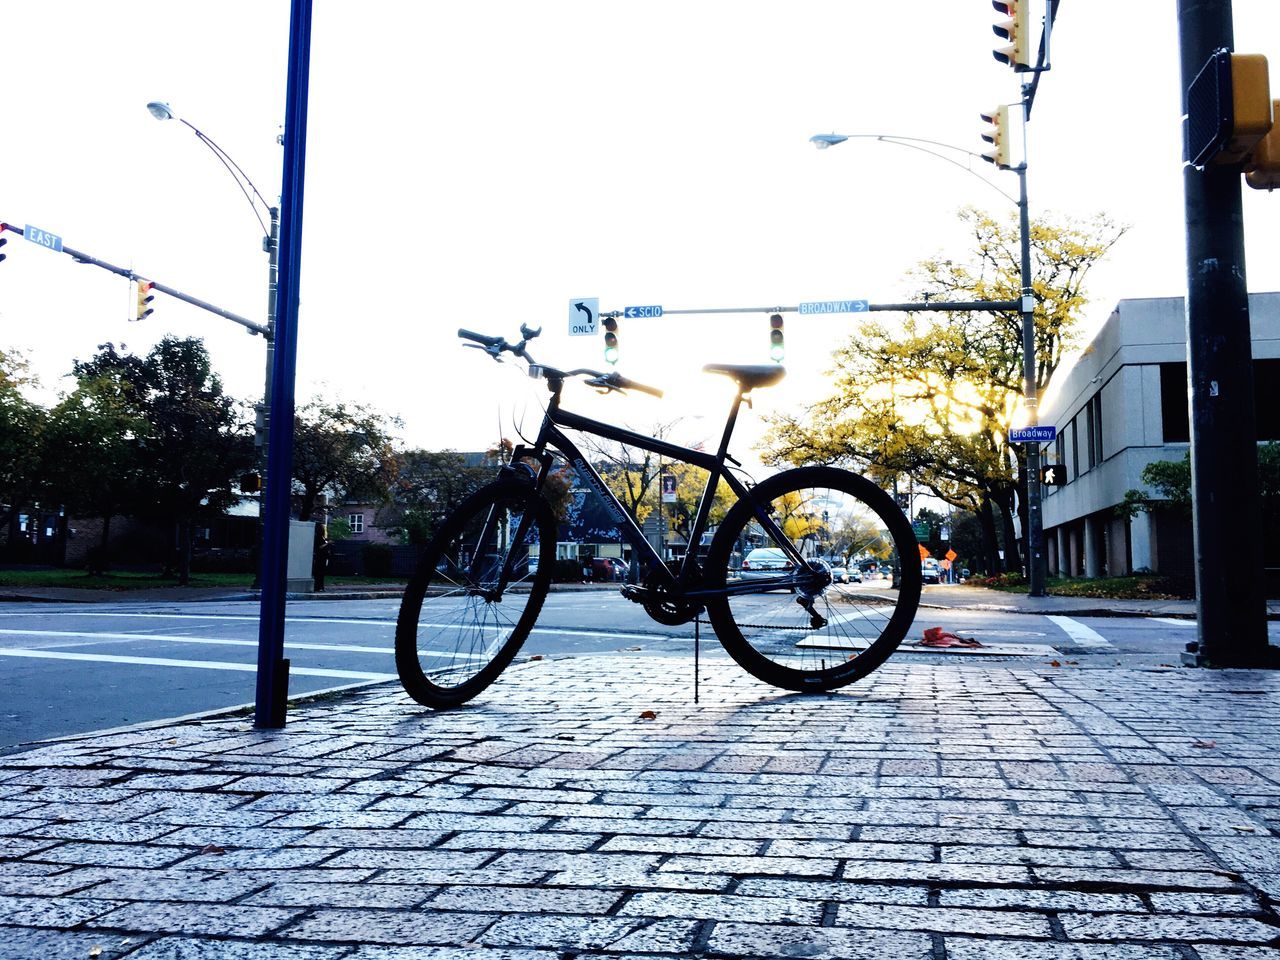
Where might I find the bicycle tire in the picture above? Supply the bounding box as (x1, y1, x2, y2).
(704, 465, 921, 692)
(395, 480, 555, 709)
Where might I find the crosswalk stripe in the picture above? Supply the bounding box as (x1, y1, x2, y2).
(0, 647, 394, 680)
(1046, 615, 1115, 649)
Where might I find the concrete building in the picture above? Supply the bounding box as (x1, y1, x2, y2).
(1037, 292, 1280, 578)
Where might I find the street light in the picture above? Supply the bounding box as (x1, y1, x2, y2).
(147, 101, 279, 584)
(811, 128, 1047, 596)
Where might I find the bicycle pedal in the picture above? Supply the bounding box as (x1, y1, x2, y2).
(619, 584, 648, 603)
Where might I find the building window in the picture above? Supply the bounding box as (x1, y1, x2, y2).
(1257, 359, 1280, 440)
(1160, 363, 1190, 443)
(348, 513, 364, 534)
(1090, 393, 1104, 462)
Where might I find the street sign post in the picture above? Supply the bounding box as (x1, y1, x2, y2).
(23, 224, 63, 253)
(1009, 425, 1057, 443)
(568, 298, 599, 336)
(624, 305, 663, 319)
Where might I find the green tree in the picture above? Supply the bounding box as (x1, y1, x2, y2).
(41, 371, 149, 571)
(390, 450, 489, 544)
(0, 350, 47, 540)
(292, 399, 400, 522)
(763, 207, 1124, 574)
(74, 338, 253, 584)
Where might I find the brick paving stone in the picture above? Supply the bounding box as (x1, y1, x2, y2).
(660, 854, 840, 877)
(769, 839, 934, 861)
(0, 894, 120, 927)
(1033, 866, 1244, 890)
(940, 888, 1146, 912)
(941, 844, 1122, 867)
(282, 908, 495, 945)
(0, 927, 147, 960)
(324, 849, 491, 871)
(1059, 912, 1278, 942)
(734, 878, 929, 905)
(429, 885, 621, 914)
(67, 869, 269, 903)
(127, 938, 348, 958)
(350, 949, 555, 960)
(243, 882, 432, 909)
(943, 939, 1182, 959)
(1147, 891, 1265, 914)
(836, 902, 1052, 937)
(1195, 948, 1280, 960)
(707, 921, 933, 959)
(27, 841, 192, 869)
(89, 901, 303, 937)
(626, 889, 823, 923)
(441, 831, 601, 852)
(479, 915, 670, 952)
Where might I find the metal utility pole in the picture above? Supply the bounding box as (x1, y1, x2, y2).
(1177, 0, 1270, 667)
(1017, 148, 1048, 597)
(255, 0, 314, 728)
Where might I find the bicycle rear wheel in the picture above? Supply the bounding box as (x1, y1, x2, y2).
(395, 481, 554, 709)
(704, 466, 921, 692)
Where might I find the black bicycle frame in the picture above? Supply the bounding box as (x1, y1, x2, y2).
(506, 379, 809, 600)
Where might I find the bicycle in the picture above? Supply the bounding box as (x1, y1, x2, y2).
(395, 324, 922, 709)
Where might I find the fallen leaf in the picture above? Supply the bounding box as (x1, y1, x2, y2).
(639, 710, 657, 720)
(199, 844, 226, 855)
(1230, 825, 1256, 832)
(528, 655, 544, 661)
(623, 646, 643, 652)
(555, 733, 575, 740)
(1064, 660, 1079, 665)
(1192, 740, 1216, 749)
(89, 947, 103, 959)
(1049, 660, 1061, 667)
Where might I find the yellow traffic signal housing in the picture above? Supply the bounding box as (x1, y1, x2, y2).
(768, 313, 784, 363)
(980, 105, 1011, 169)
(135, 280, 155, 322)
(1220, 54, 1272, 165)
(1247, 99, 1280, 189)
(992, 0, 1031, 72)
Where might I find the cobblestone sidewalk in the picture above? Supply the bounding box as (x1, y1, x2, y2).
(1, 656, 1279, 959)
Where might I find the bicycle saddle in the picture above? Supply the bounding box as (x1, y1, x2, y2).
(702, 363, 786, 391)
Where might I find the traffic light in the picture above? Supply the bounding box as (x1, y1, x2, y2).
(992, 0, 1031, 72)
(1040, 463, 1066, 486)
(980, 105, 1011, 169)
(768, 313, 784, 362)
(603, 316, 619, 365)
(134, 280, 155, 322)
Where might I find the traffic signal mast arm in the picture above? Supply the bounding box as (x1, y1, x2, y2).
(0, 221, 268, 338)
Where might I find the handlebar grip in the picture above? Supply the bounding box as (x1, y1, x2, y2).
(613, 374, 664, 399)
(458, 328, 504, 347)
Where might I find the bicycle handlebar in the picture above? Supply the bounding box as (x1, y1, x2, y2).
(458, 328, 663, 399)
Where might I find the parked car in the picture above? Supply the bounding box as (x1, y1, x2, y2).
(922, 559, 942, 584)
(828, 564, 862, 584)
(739, 547, 795, 582)
(591, 557, 627, 581)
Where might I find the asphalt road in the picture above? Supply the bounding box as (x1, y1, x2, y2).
(0, 588, 1226, 752)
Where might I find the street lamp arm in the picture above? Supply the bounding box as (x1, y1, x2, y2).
(809, 133, 1018, 206)
(176, 118, 273, 236)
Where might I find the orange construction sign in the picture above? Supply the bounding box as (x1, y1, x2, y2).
(945, 549, 957, 562)
(918, 544, 930, 560)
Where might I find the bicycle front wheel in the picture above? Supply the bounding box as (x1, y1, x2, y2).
(395, 481, 555, 709)
(704, 466, 921, 692)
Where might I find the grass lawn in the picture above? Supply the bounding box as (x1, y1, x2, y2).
(978, 574, 1196, 600)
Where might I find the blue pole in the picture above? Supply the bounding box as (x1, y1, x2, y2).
(255, 0, 314, 728)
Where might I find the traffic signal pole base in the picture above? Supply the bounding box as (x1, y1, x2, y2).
(1180, 642, 1280, 670)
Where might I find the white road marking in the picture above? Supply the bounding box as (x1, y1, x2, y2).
(1046, 615, 1116, 649)
(0, 628, 390, 655)
(1149, 617, 1197, 628)
(0, 614, 671, 643)
(0, 647, 394, 680)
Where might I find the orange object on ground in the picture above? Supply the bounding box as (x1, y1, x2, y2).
(918, 626, 983, 648)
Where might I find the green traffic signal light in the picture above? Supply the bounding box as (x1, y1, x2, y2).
(768, 313, 784, 362)
(603, 317, 619, 365)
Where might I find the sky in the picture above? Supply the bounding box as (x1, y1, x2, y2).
(4, 1, 1280, 463)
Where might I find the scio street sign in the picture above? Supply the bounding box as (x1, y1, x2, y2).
(1009, 425, 1057, 443)
(24, 224, 63, 253)
(624, 305, 663, 319)
(568, 298, 599, 336)
(798, 299, 869, 315)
